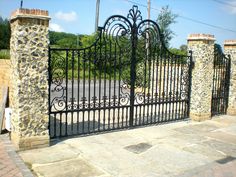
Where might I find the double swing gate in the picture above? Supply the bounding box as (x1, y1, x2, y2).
(48, 6, 193, 138)
(211, 46, 231, 116)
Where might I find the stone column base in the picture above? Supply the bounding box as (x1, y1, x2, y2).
(190, 112, 211, 121)
(11, 132, 49, 151)
(227, 107, 236, 116)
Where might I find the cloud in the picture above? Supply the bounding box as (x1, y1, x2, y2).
(55, 11, 77, 22)
(223, 0, 236, 14)
(49, 23, 64, 32)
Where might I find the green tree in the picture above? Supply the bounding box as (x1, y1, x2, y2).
(180, 44, 187, 53)
(156, 6, 178, 47)
(0, 16, 10, 49)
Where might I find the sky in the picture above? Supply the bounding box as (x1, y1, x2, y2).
(0, 0, 236, 48)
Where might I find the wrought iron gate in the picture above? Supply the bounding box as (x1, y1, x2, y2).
(48, 6, 193, 138)
(211, 46, 231, 116)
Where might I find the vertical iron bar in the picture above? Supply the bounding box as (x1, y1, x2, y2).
(172, 54, 177, 120)
(162, 50, 166, 121)
(147, 48, 151, 123)
(103, 40, 107, 130)
(65, 50, 69, 136)
(218, 54, 220, 114)
(151, 49, 155, 123)
(48, 47, 52, 137)
(71, 50, 75, 134)
(179, 61, 184, 119)
(215, 52, 220, 114)
(54, 113, 56, 137)
(60, 113, 62, 136)
(93, 45, 97, 132)
(142, 42, 147, 125)
(77, 51, 80, 133)
(88, 48, 91, 133)
(129, 25, 138, 127)
(225, 55, 231, 114)
(166, 51, 170, 121)
(108, 40, 112, 130)
(82, 50, 86, 134)
(187, 52, 193, 118)
(118, 47, 121, 128)
(98, 38, 102, 131)
(158, 47, 163, 123)
(211, 52, 216, 116)
(222, 55, 226, 113)
(154, 50, 159, 123)
(169, 53, 173, 120)
(113, 43, 117, 129)
(218, 53, 221, 114)
(175, 55, 180, 120)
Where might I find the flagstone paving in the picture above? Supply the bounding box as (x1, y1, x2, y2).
(15, 115, 236, 177)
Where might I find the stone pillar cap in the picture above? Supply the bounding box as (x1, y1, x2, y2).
(187, 34, 215, 41)
(224, 40, 236, 46)
(10, 8, 50, 21)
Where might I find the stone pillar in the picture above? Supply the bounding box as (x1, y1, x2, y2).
(187, 34, 215, 121)
(10, 9, 50, 150)
(224, 40, 236, 115)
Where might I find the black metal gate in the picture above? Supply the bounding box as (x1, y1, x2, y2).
(211, 46, 231, 116)
(48, 6, 193, 138)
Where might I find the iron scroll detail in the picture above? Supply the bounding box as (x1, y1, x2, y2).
(48, 5, 192, 138)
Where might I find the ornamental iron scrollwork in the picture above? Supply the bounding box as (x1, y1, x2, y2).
(48, 5, 193, 138)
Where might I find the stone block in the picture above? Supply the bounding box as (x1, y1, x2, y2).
(11, 132, 49, 150)
(189, 113, 211, 122)
(227, 108, 236, 116)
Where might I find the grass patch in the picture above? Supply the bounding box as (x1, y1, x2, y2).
(0, 49, 10, 59)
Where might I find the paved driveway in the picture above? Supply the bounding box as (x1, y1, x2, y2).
(19, 115, 236, 177)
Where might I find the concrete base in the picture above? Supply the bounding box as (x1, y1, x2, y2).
(190, 112, 211, 121)
(227, 107, 236, 116)
(11, 132, 49, 151)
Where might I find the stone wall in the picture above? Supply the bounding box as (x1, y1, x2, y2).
(10, 8, 50, 150)
(187, 34, 215, 121)
(224, 40, 236, 115)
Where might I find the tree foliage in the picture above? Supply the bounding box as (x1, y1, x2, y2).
(0, 16, 10, 49)
(156, 6, 178, 47)
(49, 31, 97, 48)
(180, 44, 187, 53)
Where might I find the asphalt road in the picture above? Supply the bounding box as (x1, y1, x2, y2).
(50, 80, 129, 103)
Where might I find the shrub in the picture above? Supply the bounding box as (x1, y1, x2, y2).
(0, 50, 10, 59)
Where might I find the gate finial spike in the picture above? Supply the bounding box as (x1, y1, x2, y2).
(127, 5, 142, 24)
(20, 0, 23, 9)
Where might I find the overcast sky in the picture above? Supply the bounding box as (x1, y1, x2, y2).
(0, 0, 236, 48)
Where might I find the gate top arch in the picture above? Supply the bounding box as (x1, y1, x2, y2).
(99, 5, 166, 52)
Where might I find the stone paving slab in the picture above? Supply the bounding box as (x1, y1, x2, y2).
(206, 131, 236, 144)
(32, 158, 106, 177)
(19, 142, 81, 165)
(179, 160, 236, 177)
(19, 115, 236, 177)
